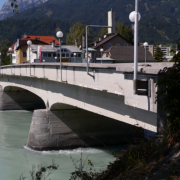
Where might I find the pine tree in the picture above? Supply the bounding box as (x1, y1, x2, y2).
(154, 45, 164, 62)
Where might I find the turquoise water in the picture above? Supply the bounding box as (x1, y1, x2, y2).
(0, 111, 124, 180)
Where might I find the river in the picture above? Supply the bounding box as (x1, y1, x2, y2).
(0, 110, 125, 180)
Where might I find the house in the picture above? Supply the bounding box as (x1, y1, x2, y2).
(91, 34, 133, 58)
(12, 35, 59, 64)
(101, 46, 155, 63)
(28, 44, 82, 63)
(7, 44, 16, 64)
(140, 44, 172, 57)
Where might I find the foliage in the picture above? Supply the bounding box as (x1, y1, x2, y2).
(116, 22, 133, 43)
(0, 39, 11, 65)
(4, 55, 11, 65)
(66, 23, 93, 47)
(0, 18, 70, 45)
(19, 160, 59, 180)
(69, 127, 173, 180)
(10, 0, 18, 13)
(97, 28, 108, 39)
(156, 51, 180, 142)
(4, 0, 180, 45)
(97, 22, 133, 43)
(154, 45, 164, 62)
(170, 38, 180, 62)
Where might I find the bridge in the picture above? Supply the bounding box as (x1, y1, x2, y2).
(0, 63, 173, 150)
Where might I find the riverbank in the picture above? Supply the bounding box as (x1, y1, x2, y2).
(70, 135, 180, 180)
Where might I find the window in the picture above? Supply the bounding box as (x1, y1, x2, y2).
(42, 53, 47, 57)
(62, 53, 65, 57)
(48, 53, 52, 57)
(71, 54, 73, 57)
(78, 54, 81, 57)
(116, 43, 120, 46)
(53, 53, 56, 57)
(101, 46, 104, 48)
(64, 49, 68, 52)
(107, 43, 112, 49)
(124, 44, 128, 46)
(66, 54, 70, 57)
(23, 52, 27, 57)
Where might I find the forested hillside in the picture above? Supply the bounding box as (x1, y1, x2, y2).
(0, 18, 70, 44)
(0, 0, 180, 45)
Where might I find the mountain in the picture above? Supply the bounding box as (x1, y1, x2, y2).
(0, 0, 49, 20)
(0, 0, 180, 45)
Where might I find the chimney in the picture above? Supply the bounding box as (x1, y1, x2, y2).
(52, 40, 55, 47)
(75, 39, 78, 47)
(108, 8, 115, 34)
(82, 35, 85, 49)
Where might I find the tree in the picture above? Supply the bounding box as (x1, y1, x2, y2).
(0, 39, 11, 65)
(116, 22, 133, 43)
(97, 22, 133, 43)
(154, 45, 164, 62)
(98, 27, 108, 39)
(66, 23, 93, 47)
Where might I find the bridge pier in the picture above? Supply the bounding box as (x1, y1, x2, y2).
(27, 109, 138, 151)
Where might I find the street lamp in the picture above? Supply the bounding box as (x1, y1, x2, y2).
(27, 40, 32, 76)
(56, 31, 63, 82)
(73, 53, 76, 63)
(100, 48, 104, 64)
(143, 42, 148, 64)
(129, 0, 141, 94)
(9, 47, 12, 74)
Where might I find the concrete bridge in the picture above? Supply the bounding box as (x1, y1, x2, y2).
(0, 63, 173, 150)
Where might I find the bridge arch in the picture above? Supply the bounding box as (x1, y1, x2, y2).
(1, 85, 46, 110)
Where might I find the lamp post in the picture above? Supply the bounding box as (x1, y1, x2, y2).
(73, 53, 76, 63)
(143, 42, 148, 64)
(27, 40, 32, 76)
(100, 48, 104, 64)
(56, 31, 63, 82)
(129, 1, 141, 94)
(9, 47, 12, 74)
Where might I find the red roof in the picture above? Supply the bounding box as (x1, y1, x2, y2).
(7, 44, 14, 53)
(21, 35, 59, 45)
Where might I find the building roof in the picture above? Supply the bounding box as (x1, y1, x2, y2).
(105, 46, 155, 62)
(7, 44, 14, 53)
(82, 48, 97, 52)
(61, 45, 82, 53)
(22, 35, 59, 45)
(96, 57, 115, 61)
(91, 34, 133, 49)
(31, 44, 81, 53)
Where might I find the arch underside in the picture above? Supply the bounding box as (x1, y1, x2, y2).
(1, 86, 46, 110)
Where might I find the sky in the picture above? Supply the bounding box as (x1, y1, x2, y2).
(0, 0, 7, 10)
